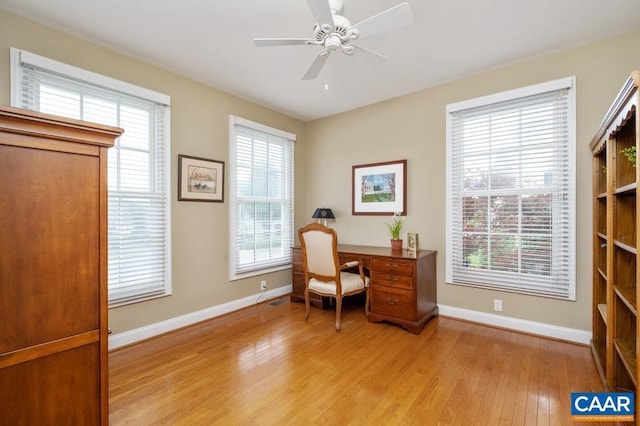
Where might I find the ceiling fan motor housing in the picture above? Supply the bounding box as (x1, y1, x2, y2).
(313, 14, 356, 43)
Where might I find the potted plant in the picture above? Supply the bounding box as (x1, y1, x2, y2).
(621, 146, 636, 167)
(387, 212, 406, 251)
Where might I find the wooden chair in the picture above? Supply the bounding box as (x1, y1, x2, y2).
(298, 223, 369, 332)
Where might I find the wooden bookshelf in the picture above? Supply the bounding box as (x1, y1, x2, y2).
(590, 70, 640, 424)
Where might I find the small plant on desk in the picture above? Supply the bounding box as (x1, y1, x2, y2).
(387, 212, 406, 250)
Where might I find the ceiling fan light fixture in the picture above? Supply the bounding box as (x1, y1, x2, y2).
(325, 35, 342, 50)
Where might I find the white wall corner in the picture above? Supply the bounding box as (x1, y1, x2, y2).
(108, 285, 293, 350)
(438, 304, 592, 345)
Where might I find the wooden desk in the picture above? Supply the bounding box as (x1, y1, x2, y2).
(291, 245, 438, 334)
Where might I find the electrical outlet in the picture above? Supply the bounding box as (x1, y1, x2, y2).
(260, 280, 267, 291)
(493, 299, 503, 312)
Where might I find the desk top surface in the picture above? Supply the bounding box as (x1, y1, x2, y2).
(293, 244, 436, 260)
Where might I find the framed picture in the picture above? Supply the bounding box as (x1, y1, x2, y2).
(352, 159, 407, 215)
(178, 154, 225, 202)
(407, 233, 419, 253)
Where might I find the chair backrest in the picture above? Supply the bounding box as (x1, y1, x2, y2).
(298, 223, 340, 280)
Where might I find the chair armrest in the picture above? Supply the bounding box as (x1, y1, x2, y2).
(341, 261, 360, 269)
(340, 260, 367, 283)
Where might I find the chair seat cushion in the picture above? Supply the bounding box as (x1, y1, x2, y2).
(309, 272, 369, 295)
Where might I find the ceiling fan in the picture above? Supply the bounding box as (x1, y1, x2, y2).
(253, 0, 414, 80)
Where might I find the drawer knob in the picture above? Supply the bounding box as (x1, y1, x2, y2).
(386, 297, 399, 305)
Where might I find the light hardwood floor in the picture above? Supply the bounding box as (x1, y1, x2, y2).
(109, 297, 606, 425)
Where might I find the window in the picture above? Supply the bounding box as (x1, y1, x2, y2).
(229, 116, 295, 279)
(446, 77, 576, 300)
(12, 48, 172, 307)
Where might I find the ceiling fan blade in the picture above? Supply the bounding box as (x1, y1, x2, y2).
(254, 38, 311, 47)
(305, 0, 335, 28)
(351, 45, 388, 68)
(302, 51, 330, 80)
(351, 2, 413, 39)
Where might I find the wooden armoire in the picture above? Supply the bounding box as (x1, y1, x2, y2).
(0, 106, 122, 424)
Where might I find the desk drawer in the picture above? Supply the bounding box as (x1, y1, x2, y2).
(371, 286, 414, 320)
(370, 259, 413, 276)
(371, 272, 413, 290)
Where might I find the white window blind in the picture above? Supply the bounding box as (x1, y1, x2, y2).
(229, 116, 294, 279)
(446, 78, 576, 300)
(12, 48, 172, 306)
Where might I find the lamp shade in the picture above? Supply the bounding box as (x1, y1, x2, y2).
(312, 208, 335, 220)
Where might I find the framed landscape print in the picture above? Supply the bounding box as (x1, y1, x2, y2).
(352, 159, 407, 215)
(178, 154, 225, 202)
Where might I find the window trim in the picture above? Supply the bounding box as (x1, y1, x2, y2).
(445, 77, 576, 300)
(228, 115, 295, 281)
(11, 47, 173, 307)
(10, 48, 170, 105)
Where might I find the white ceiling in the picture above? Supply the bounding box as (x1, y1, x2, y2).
(2, 0, 640, 121)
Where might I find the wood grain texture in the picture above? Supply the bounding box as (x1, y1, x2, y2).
(0, 106, 120, 426)
(0, 145, 100, 353)
(590, 72, 639, 420)
(1, 344, 101, 424)
(110, 298, 605, 425)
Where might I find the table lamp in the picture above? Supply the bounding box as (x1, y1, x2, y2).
(312, 208, 335, 226)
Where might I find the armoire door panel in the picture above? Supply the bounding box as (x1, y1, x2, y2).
(0, 145, 100, 353)
(0, 343, 101, 424)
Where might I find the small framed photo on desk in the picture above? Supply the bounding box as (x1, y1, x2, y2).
(407, 233, 418, 253)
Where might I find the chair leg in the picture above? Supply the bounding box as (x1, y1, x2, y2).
(304, 289, 310, 322)
(335, 296, 342, 332)
(364, 288, 370, 317)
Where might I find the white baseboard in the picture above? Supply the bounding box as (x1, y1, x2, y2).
(109, 294, 590, 350)
(108, 285, 292, 350)
(438, 304, 592, 345)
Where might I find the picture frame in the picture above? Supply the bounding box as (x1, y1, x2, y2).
(352, 159, 407, 215)
(407, 233, 419, 253)
(178, 154, 225, 202)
